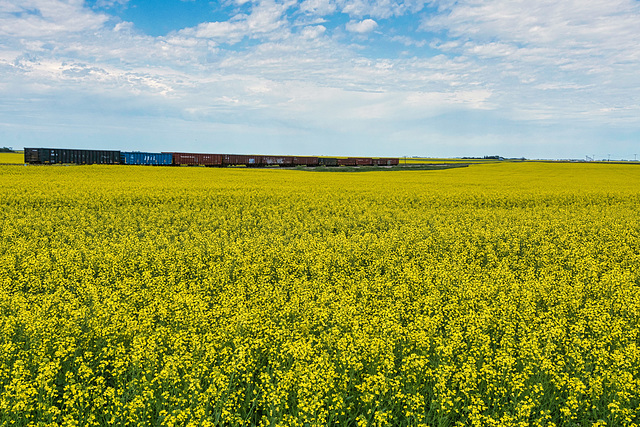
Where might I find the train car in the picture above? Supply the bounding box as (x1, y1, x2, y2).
(24, 147, 396, 169)
(352, 157, 373, 166)
(263, 156, 294, 167)
(222, 154, 263, 167)
(373, 158, 400, 166)
(121, 152, 172, 165)
(169, 152, 223, 166)
(318, 157, 338, 167)
(24, 148, 43, 164)
(338, 158, 357, 166)
(293, 156, 319, 167)
(24, 148, 121, 165)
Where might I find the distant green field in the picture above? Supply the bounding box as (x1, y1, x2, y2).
(0, 152, 23, 164)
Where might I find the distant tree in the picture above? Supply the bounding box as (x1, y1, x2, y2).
(0, 147, 15, 153)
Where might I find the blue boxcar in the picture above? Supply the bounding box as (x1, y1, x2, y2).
(120, 152, 173, 165)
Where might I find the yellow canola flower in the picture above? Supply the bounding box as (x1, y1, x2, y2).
(0, 162, 639, 426)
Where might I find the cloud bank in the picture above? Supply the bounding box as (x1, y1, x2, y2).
(0, 0, 639, 158)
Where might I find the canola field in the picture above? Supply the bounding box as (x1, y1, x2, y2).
(0, 153, 23, 164)
(1, 162, 639, 427)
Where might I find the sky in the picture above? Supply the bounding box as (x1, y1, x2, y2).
(1, 0, 639, 159)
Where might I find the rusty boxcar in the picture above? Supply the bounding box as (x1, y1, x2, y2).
(293, 156, 319, 167)
(170, 152, 223, 166)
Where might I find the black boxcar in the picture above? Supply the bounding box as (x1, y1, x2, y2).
(318, 157, 338, 167)
(24, 148, 121, 165)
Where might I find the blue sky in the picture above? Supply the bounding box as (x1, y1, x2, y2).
(1, 0, 639, 159)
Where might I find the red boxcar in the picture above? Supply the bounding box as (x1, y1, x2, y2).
(292, 156, 319, 166)
(353, 157, 373, 166)
(339, 157, 372, 166)
(338, 158, 356, 166)
(169, 152, 222, 166)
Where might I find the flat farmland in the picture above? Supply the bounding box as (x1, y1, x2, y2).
(1, 163, 639, 426)
(0, 153, 23, 164)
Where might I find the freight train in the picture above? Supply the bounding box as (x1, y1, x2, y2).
(23, 148, 400, 167)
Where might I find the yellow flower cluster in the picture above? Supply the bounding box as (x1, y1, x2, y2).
(0, 153, 23, 164)
(1, 162, 639, 426)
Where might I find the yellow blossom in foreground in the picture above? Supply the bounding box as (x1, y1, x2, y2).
(0, 162, 639, 426)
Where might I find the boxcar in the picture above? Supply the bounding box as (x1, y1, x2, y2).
(222, 154, 263, 167)
(263, 156, 294, 167)
(121, 152, 172, 165)
(338, 158, 357, 166)
(170, 152, 222, 166)
(24, 148, 121, 165)
(293, 156, 319, 167)
(373, 158, 400, 166)
(352, 157, 373, 166)
(318, 157, 338, 167)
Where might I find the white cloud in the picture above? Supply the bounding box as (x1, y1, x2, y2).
(94, 0, 130, 7)
(300, 0, 337, 16)
(0, 0, 109, 37)
(178, 0, 292, 43)
(113, 21, 134, 32)
(534, 83, 593, 91)
(300, 25, 327, 39)
(390, 35, 426, 47)
(245, 0, 290, 33)
(189, 20, 246, 41)
(338, 0, 429, 19)
(346, 18, 378, 33)
(423, 0, 640, 69)
(419, 0, 640, 123)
